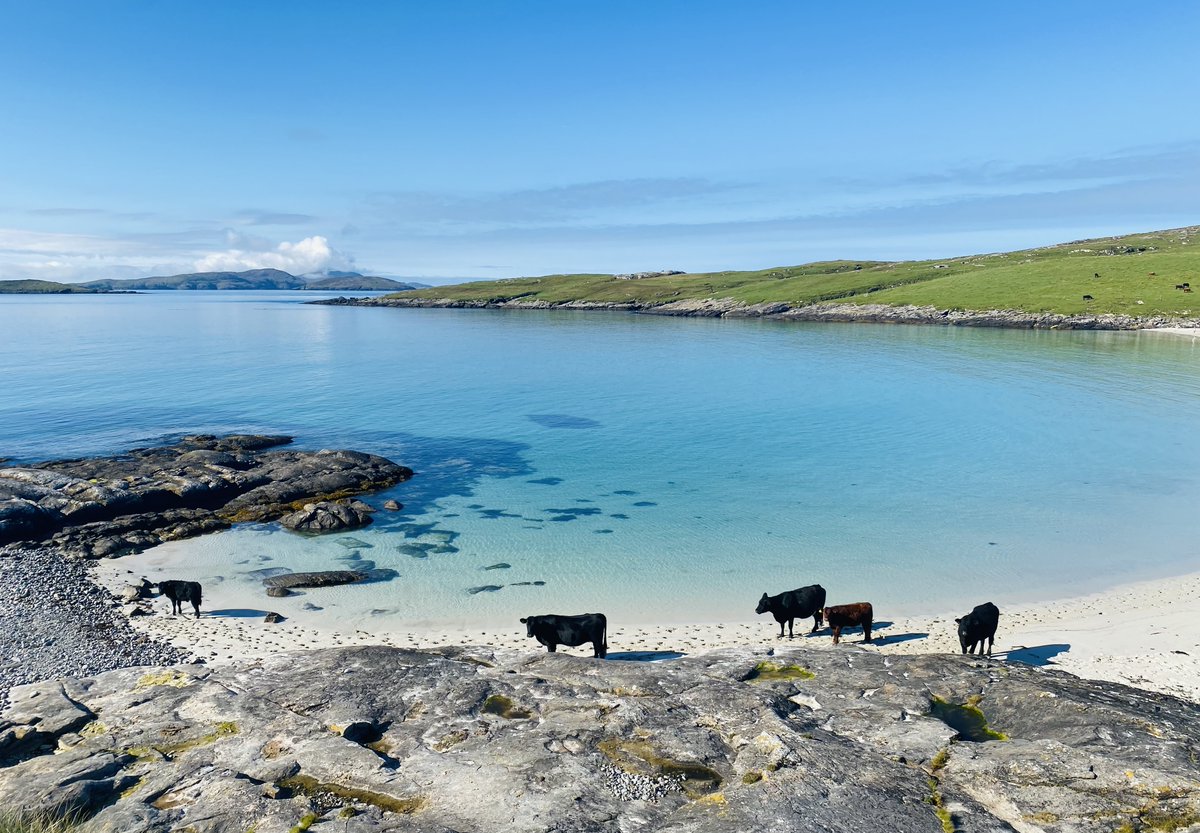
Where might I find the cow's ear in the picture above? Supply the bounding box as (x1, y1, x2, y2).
(954, 617, 962, 623)
(519, 617, 527, 623)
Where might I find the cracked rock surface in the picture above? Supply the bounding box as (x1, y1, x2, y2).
(0, 434, 412, 557)
(1, 645, 1197, 832)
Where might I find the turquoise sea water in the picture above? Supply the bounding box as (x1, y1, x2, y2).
(3, 291, 1200, 628)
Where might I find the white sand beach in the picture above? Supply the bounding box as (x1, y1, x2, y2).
(92, 563, 1200, 704)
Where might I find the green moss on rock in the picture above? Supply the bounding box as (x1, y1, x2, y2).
(279, 775, 424, 815)
(743, 661, 815, 682)
(929, 696, 1008, 742)
(481, 694, 533, 719)
(598, 738, 723, 798)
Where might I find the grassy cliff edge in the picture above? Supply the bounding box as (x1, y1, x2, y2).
(341, 226, 1200, 326)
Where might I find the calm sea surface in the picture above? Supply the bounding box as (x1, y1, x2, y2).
(3, 291, 1199, 628)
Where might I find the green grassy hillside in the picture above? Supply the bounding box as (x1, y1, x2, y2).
(392, 226, 1200, 317)
(0, 279, 95, 294)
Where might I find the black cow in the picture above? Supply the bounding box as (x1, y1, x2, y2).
(756, 584, 826, 638)
(520, 613, 607, 658)
(956, 602, 999, 655)
(157, 580, 203, 619)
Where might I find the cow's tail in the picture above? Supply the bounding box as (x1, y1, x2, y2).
(601, 614, 608, 658)
(195, 584, 203, 606)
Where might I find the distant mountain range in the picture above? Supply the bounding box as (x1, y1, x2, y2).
(75, 269, 428, 292)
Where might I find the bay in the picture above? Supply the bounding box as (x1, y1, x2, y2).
(3, 291, 1199, 628)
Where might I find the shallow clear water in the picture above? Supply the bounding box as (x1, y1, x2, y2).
(3, 291, 1200, 628)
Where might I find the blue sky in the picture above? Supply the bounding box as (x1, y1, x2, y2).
(1, 1, 1198, 282)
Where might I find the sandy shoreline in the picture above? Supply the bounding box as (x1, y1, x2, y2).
(93, 563, 1200, 704)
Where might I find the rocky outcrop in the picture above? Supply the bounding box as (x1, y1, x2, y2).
(261, 570, 369, 590)
(317, 295, 1200, 331)
(1, 645, 1197, 832)
(0, 435, 411, 557)
(279, 499, 375, 533)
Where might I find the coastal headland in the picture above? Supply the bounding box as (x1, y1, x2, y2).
(316, 225, 1200, 329)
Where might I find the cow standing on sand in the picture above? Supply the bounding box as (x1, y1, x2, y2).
(956, 602, 1000, 655)
(756, 584, 826, 638)
(156, 580, 203, 619)
(520, 613, 608, 658)
(823, 602, 873, 645)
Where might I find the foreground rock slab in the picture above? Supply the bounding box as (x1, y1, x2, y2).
(1, 646, 1197, 832)
(0, 434, 412, 557)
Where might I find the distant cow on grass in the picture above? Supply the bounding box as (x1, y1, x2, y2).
(756, 584, 826, 638)
(823, 602, 873, 645)
(1082, 295, 1094, 301)
(156, 580, 203, 619)
(520, 613, 607, 658)
(956, 602, 1000, 655)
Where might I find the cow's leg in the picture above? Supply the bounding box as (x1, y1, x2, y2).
(192, 601, 200, 619)
(986, 635, 993, 656)
(546, 643, 557, 653)
(810, 613, 820, 634)
(594, 641, 606, 659)
(778, 621, 784, 639)
(832, 626, 841, 645)
(863, 620, 872, 643)
(787, 618, 794, 639)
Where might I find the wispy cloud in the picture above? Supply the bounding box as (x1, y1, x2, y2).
(361, 177, 744, 226)
(826, 141, 1200, 192)
(234, 210, 318, 226)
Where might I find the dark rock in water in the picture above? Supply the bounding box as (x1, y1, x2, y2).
(301, 602, 323, 611)
(467, 585, 503, 594)
(264, 586, 293, 598)
(245, 567, 293, 579)
(483, 562, 511, 571)
(398, 543, 435, 558)
(3, 645, 1197, 832)
(431, 544, 458, 554)
(632, 501, 657, 507)
(279, 500, 374, 533)
(262, 570, 367, 589)
(509, 581, 546, 587)
(527, 414, 602, 429)
(527, 477, 564, 486)
(362, 568, 399, 583)
(613, 489, 638, 496)
(263, 611, 285, 624)
(609, 513, 630, 519)
(383, 499, 403, 511)
(594, 529, 614, 534)
(0, 434, 411, 558)
(336, 537, 372, 549)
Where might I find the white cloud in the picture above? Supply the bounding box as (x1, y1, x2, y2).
(194, 234, 353, 275)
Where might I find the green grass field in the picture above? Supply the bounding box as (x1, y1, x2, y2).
(0, 279, 94, 294)
(392, 226, 1200, 317)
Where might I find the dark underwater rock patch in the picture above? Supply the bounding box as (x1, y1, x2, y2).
(526, 414, 602, 429)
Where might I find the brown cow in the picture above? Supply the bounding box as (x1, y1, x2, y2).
(823, 603, 873, 645)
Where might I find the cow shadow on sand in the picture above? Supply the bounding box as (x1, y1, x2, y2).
(997, 643, 1071, 666)
(787, 620, 928, 646)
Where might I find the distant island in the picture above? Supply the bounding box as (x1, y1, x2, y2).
(316, 225, 1200, 329)
(0, 269, 428, 294)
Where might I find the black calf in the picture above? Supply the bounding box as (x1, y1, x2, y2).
(158, 580, 203, 619)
